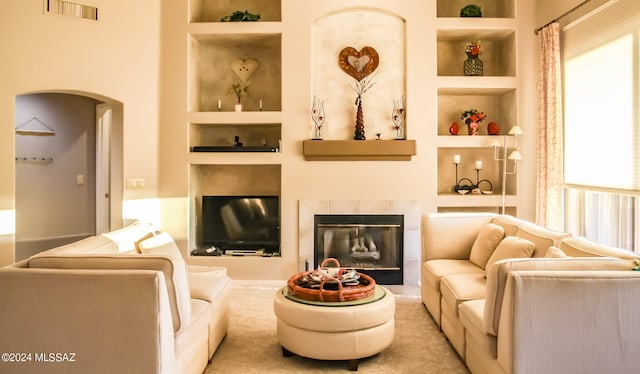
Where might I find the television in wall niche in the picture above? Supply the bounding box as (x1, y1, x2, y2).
(201, 195, 280, 255)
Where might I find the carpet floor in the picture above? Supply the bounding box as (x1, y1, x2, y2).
(205, 283, 469, 373)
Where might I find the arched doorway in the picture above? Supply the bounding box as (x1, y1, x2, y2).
(14, 91, 123, 260)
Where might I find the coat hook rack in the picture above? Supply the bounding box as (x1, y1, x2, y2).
(15, 156, 54, 165)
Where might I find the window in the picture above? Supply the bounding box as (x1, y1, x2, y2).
(564, 188, 640, 251)
(562, 0, 640, 252)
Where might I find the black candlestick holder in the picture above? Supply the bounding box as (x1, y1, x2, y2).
(454, 164, 493, 194)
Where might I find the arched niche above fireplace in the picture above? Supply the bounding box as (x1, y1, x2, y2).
(311, 8, 407, 141)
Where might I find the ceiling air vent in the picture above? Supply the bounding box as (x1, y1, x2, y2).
(45, 0, 98, 21)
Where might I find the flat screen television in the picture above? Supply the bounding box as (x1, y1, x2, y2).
(201, 195, 280, 254)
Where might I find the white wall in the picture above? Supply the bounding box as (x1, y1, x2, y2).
(536, 0, 586, 24)
(0, 0, 161, 265)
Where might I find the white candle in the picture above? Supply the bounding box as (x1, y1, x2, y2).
(453, 154, 461, 164)
(217, 99, 221, 110)
(475, 160, 483, 169)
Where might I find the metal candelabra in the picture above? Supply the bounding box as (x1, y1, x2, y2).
(453, 163, 493, 194)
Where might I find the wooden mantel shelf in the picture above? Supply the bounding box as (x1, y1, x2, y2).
(302, 139, 417, 161)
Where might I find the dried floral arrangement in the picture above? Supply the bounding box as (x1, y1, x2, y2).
(465, 41, 482, 56)
(460, 108, 486, 124)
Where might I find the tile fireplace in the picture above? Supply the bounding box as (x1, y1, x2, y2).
(299, 200, 421, 286)
(314, 214, 403, 284)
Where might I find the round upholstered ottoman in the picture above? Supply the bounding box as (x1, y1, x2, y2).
(273, 286, 395, 371)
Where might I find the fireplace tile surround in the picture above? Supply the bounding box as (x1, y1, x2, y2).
(299, 200, 421, 285)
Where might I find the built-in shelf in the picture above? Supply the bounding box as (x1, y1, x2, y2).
(188, 111, 282, 123)
(438, 89, 517, 136)
(437, 78, 517, 93)
(436, 194, 517, 207)
(188, 22, 283, 35)
(191, 146, 278, 152)
(435, 18, 517, 36)
(189, 122, 281, 152)
(436, 24, 516, 77)
(302, 140, 417, 161)
(188, 153, 282, 165)
(437, 135, 501, 148)
(188, 33, 282, 112)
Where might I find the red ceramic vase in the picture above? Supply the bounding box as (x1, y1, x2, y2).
(468, 122, 479, 135)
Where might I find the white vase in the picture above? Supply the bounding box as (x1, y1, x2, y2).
(234, 104, 242, 112)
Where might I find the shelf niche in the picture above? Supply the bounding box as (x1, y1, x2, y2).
(190, 123, 281, 152)
(437, 30, 515, 77)
(312, 8, 407, 140)
(302, 140, 416, 161)
(437, 0, 514, 18)
(438, 206, 517, 215)
(188, 33, 282, 112)
(437, 147, 516, 195)
(189, 0, 281, 23)
(189, 164, 281, 252)
(438, 89, 516, 135)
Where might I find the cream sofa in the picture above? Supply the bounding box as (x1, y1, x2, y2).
(0, 222, 232, 374)
(421, 212, 640, 374)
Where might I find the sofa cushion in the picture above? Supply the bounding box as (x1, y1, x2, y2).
(422, 259, 485, 291)
(27, 254, 191, 333)
(36, 235, 117, 255)
(174, 298, 210, 369)
(545, 246, 569, 258)
(459, 299, 497, 359)
(515, 224, 572, 258)
(483, 257, 634, 336)
(136, 231, 182, 258)
(103, 221, 157, 252)
(421, 259, 484, 325)
(559, 236, 640, 259)
(490, 215, 521, 237)
(441, 274, 487, 318)
(187, 266, 231, 302)
(422, 213, 494, 260)
(469, 223, 505, 269)
(484, 236, 535, 275)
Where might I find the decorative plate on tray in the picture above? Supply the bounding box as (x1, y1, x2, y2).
(283, 286, 386, 306)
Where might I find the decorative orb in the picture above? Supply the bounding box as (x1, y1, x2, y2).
(488, 121, 500, 135)
(449, 122, 459, 135)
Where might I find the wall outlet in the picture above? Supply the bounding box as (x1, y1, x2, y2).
(76, 174, 84, 186)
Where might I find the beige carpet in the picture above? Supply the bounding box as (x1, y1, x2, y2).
(205, 283, 469, 373)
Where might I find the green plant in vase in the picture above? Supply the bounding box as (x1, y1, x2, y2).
(220, 10, 261, 22)
(228, 81, 249, 111)
(460, 4, 482, 17)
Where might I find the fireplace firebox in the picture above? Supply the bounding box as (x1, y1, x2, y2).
(313, 214, 403, 284)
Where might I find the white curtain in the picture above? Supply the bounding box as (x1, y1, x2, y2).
(536, 22, 564, 230)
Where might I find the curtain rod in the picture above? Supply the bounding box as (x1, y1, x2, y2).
(534, 0, 593, 35)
